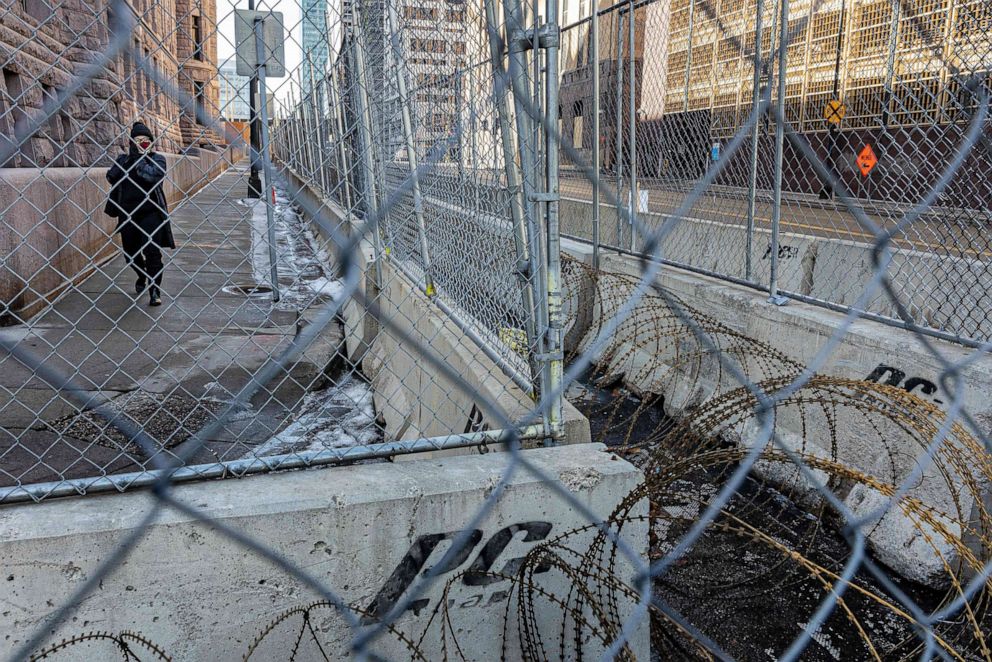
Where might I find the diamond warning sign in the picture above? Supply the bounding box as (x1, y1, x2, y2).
(856, 144, 877, 177)
(824, 99, 845, 125)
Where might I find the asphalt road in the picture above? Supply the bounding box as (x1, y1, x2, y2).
(558, 175, 992, 259)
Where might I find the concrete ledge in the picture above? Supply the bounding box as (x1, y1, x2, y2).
(559, 196, 992, 340)
(0, 147, 243, 322)
(281, 166, 592, 449)
(0, 442, 647, 660)
(564, 242, 992, 587)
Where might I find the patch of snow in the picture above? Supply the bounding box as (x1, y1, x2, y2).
(247, 374, 379, 458)
(797, 621, 841, 661)
(245, 185, 344, 310)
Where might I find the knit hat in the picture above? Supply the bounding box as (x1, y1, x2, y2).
(130, 121, 153, 139)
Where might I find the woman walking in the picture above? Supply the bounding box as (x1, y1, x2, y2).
(105, 121, 175, 306)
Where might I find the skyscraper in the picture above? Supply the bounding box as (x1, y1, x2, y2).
(301, 0, 330, 99)
(217, 58, 251, 121)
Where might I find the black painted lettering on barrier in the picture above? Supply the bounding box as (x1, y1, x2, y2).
(363, 522, 552, 621)
(464, 404, 490, 434)
(462, 522, 553, 586)
(762, 244, 799, 260)
(864, 364, 942, 404)
(363, 529, 483, 621)
(865, 364, 905, 387)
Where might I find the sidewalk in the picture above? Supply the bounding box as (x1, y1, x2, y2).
(0, 163, 347, 495)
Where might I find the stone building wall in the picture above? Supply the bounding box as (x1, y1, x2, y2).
(175, 0, 222, 148)
(0, 0, 223, 168)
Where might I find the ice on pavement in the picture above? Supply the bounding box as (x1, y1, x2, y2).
(243, 185, 379, 458)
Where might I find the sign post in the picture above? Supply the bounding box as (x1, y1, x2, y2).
(236, 9, 285, 301)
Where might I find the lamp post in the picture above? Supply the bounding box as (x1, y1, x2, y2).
(246, 0, 262, 197)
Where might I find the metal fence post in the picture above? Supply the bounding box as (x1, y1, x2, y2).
(614, 9, 624, 248)
(482, 0, 540, 383)
(544, 0, 565, 438)
(683, 0, 695, 113)
(881, 0, 900, 129)
(306, 53, 329, 197)
(349, 8, 385, 287)
(386, 0, 435, 296)
(745, 0, 763, 282)
(503, 0, 552, 434)
(768, 0, 788, 306)
(591, 0, 600, 268)
(627, 0, 637, 251)
(253, 16, 281, 302)
(328, 69, 353, 212)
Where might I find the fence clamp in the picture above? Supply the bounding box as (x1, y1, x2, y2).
(512, 23, 559, 51)
(528, 192, 559, 202)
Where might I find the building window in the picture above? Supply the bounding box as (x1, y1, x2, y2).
(452, 41, 466, 55)
(404, 5, 437, 20)
(411, 38, 446, 54)
(194, 81, 206, 123)
(446, 8, 464, 21)
(144, 49, 153, 108)
(193, 15, 204, 61)
(21, 0, 52, 23)
(1, 69, 34, 167)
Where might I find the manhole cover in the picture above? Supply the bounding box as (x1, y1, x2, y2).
(223, 284, 274, 296)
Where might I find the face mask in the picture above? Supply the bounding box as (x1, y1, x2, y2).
(135, 137, 152, 152)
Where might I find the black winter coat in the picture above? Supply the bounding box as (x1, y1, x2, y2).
(105, 151, 176, 249)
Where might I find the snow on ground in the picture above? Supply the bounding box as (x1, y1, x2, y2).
(244, 190, 343, 308)
(242, 186, 379, 458)
(246, 374, 379, 459)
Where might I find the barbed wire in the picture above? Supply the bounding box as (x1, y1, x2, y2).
(2, 0, 991, 659)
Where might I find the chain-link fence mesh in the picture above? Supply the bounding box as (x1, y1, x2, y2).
(2, 0, 992, 658)
(559, 0, 992, 347)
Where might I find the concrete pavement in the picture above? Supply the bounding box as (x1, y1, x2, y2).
(0, 163, 343, 495)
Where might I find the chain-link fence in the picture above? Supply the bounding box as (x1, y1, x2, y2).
(558, 0, 992, 347)
(2, 0, 992, 658)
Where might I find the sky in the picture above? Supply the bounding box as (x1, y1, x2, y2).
(215, 0, 344, 103)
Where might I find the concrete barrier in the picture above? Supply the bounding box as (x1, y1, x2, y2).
(0, 147, 242, 322)
(282, 167, 591, 450)
(565, 241, 992, 587)
(560, 196, 992, 339)
(0, 442, 648, 660)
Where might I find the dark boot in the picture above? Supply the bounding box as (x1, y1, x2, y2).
(135, 276, 146, 294)
(149, 285, 162, 307)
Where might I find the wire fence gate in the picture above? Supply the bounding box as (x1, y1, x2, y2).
(0, 0, 991, 658)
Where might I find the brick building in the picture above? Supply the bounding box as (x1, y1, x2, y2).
(0, 0, 223, 168)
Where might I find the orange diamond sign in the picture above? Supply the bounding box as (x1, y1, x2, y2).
(856, 144, 877, 177)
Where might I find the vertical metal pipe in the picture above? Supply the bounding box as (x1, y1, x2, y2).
(544, 0, 564, 437)
(350, 9, 385, 286)
(504, 0, 551, 423)
(329, 69, 353, 212)
(768, 0, 788, 305)
(306, 53, 329, 196)
(614, 9, 624, 247)
(745, 0, 763, 282)
(683, 0, 695, 113)
(591, 0, 600, 268)
(881, 0, 900, 129)
(482, 0, 540, 377)
(386, 0, 435, 296)
(253, 17, 281, 302)
(246, 0, 262, 197)
(626, 0, 637, 251)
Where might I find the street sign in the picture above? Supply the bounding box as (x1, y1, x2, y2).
(824, 99, 845, 125)
(856, 144, 877, 177)
(234, 10, 286, 78)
